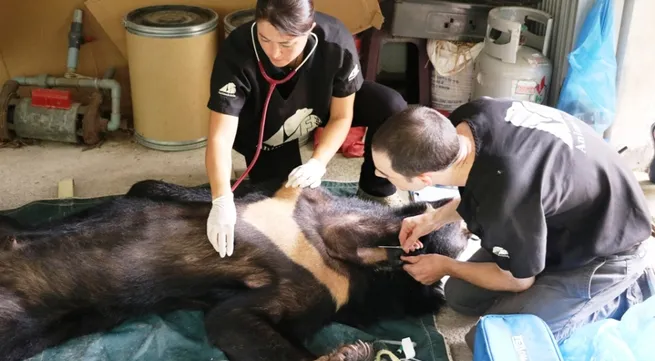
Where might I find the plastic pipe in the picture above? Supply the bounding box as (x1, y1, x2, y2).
(67, 9, 84, 74)
(12, 74, 122, 131)
(103, 67, 116, 80)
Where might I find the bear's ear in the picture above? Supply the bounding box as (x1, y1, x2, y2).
(424, 197, 458, 213)
(354, 247, 392, 265)
(325, 245, 396, 267)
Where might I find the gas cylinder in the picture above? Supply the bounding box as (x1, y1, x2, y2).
(472, 7, 553, 104)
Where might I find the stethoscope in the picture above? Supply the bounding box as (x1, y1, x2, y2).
(231, 22, 319, 191)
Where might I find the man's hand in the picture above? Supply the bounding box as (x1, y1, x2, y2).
(286, 158, 326, 188)
(406, 255, 536, 293)
(399, 198, 462, 253)
(399, 213, 434, 253)
(401, 254, 453, 285)
(207, 193, 237, 257)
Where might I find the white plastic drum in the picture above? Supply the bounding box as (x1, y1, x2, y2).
(427, 40, 484, 117)
(124, 5, 218, 151)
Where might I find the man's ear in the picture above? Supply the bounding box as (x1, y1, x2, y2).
(310, 22, 317, 31)
(417, 173, 433, 187)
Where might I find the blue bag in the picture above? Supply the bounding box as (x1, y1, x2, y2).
(556, 0, 616, 138)
(473, 314, 564, 361)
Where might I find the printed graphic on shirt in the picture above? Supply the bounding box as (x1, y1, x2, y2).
(492, 246, 509, 259)
(219, 82, 237, 98)
(348, 63, 360, 82)
(491, 245, 511, 271)
(504, 101, 587, 153)
(263, 108, 322, 150)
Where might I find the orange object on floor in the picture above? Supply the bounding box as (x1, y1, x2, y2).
(313, 127, 366, 158)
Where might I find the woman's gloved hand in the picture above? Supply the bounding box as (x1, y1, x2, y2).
(286, 158, 326, 188)
(206, 193, 237, 257)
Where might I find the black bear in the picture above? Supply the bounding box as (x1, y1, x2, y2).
(0, 179, 468, 361)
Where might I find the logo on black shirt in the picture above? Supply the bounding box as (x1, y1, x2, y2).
(504, 101, 587, 153)
(219, 82, 237, 98)
(492, 246, 510, 258)
(348, 64, 360, 82)
(263, 108, 322, 150)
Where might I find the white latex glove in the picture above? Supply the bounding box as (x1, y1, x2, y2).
(286, 158, 326, 188)
(206, 193, 237, 257)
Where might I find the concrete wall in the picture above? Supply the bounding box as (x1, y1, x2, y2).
(608, 0, 655, 171)
(610, 0, 655, 219)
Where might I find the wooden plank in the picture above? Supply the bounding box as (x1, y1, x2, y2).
(57, 178, 75, 199)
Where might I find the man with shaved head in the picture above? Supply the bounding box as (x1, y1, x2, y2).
(370, 97, 655, 349)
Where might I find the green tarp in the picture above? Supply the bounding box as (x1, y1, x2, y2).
(1, 181, 449, 361)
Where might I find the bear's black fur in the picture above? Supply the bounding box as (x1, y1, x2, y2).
(0, 179, 468, 361)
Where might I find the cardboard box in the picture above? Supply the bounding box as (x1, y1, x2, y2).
(0, 0, 382, 119)
(314, 0, 385, 34)
(0, 53, 9, 86)
(85, 0, 383, 59)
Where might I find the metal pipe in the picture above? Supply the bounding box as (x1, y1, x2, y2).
(11, 74, 122, 131)
(103, 67, 116, 80)
(67, 9, 84, 75)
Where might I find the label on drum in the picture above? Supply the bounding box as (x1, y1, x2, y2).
(431, 69, 474, 112)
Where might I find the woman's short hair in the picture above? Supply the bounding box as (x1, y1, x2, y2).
(255, 0, 315, 36)
(371, 106, 460, 177)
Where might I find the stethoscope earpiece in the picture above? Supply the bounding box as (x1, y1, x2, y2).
(250, 22, 319, 84)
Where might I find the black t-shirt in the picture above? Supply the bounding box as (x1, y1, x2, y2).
(450, 97, 652, 278)
(207, 12, 364, 154)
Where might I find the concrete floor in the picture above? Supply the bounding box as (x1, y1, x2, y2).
(0, 131, 366, 209)
(2, 132, 655, 361)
